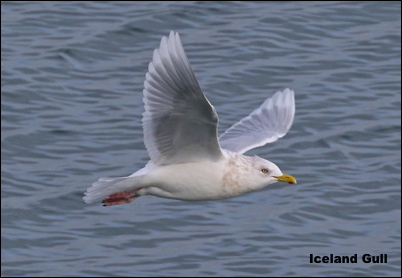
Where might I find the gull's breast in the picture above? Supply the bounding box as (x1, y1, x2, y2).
(140, 159, 230, 201)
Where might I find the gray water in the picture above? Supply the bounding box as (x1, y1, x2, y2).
(2, 1, 401, 277)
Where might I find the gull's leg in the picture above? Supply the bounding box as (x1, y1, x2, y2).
(102, 188, 143, 206)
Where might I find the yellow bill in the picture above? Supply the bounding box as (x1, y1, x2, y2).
(274, 174, 297, 184)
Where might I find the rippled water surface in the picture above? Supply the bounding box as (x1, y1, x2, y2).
(2, 1, 401, 277)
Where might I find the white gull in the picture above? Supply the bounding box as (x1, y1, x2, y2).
(84, 31, 296, 206)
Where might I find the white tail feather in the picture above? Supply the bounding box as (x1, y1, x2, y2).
(83, 176, 142, 204)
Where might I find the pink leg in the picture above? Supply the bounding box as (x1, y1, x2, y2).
(102, 187, 143, 207)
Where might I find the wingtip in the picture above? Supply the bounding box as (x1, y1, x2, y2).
(274, 88, 294, 98)
(166, 31, 181, 43)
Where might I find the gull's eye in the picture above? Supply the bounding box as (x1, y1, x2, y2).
(261, 168, 269, 174)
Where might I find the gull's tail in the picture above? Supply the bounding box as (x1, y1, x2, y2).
(83, 176, 143, 204)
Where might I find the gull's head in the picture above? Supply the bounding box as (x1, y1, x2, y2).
(251, 156, 297, 188)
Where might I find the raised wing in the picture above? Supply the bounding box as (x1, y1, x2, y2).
(142, 31, 222, 165)
(219, 89, 295, 154)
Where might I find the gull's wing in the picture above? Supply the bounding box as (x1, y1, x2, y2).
(219, 89, 295, 154)
(142, 31, 222, 165)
